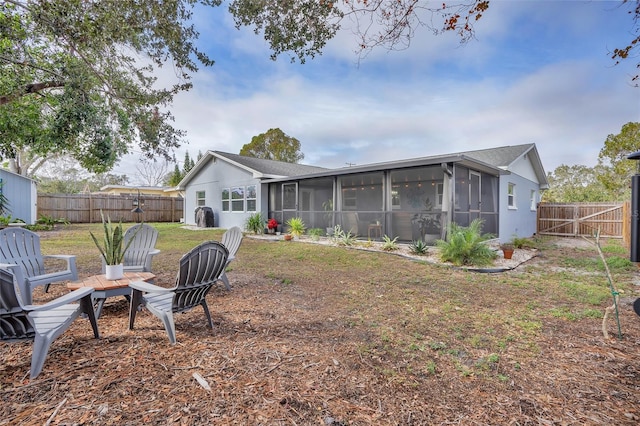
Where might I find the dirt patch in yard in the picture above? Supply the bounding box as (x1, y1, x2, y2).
(1, 231, 639, 425)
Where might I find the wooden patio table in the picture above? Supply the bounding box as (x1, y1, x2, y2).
(67, 272, 155, 318)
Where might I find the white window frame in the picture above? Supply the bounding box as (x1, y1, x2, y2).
(195, 190, 206, 207)
(246, 185, 257, 212)
(221, 188, 230, 212)
(507, 183, 516, 209)
(231, 187, 245, 212)
(435, 183, 444, 208)
(530, 189, 537, 211)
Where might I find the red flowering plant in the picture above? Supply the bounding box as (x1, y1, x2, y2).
(267, 218, 278, 230)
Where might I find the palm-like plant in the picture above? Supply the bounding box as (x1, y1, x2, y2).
(0, 181, 10, 216)
(436, 218, 496, 266)
(286, 217, 306, 237)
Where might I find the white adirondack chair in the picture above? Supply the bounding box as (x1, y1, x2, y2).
(0, 227, 78, 304)
(220, 226, 243, 290)
(100, 223, 160, 274)
(128, 241, 228, 344)
(0, 265, 100, 379)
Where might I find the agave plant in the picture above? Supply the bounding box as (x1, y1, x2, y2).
(381, 235, 399, 251)
(90, 211, 137, 265)
(409, 239, 429, 255)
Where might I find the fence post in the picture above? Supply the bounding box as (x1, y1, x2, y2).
(623, 200, 630, 248)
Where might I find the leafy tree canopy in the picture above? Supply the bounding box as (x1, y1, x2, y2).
(1, 0, 636, 178)
(240, 128, 304, 163)
(597, 121, 640, 200)
(543, 164, 615, 203)
(0, 0, 492, 175)
(543, 122, 640, 203)
(35, 156, 129, 194)
(0, 0, 217, 174)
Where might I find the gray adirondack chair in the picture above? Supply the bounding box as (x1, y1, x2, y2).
(220, 226, 243, 290)
(0, 265, 99, 379)
(100, 223, 160, 274)
(128, 241, 228, 344)
(0, 227, 78, 304)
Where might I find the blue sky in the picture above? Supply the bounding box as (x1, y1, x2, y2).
(118, 1, 639, 184)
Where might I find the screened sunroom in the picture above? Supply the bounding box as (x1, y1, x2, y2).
(266, 161, 500, 243)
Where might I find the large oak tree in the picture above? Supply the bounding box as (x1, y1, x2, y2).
(240, 128, 304, 163)
(0, 0, 492, 176)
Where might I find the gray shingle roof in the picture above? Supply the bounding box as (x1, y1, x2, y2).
(213, 151, 328, 177)
(457, 144, 535, 168)
(181, 144, 546, 189)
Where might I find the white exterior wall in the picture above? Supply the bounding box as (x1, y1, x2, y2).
(509, 154, 539, 183)
(498, 153, 543, 242)
(498, 173, 539, 242)
(184, 159, 263, 229)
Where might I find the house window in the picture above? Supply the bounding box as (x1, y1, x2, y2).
(196, 191, 206, 207)
(530, 189, 537, 211)
(246, 185, 257, 212)
(222, 189, 230, 211)
(507, 183, 516, 209)
(391, 187, 400, 209)
(342, 188, 357, 210)
(223, 186, 255, 212)
(435, 183, 444, 208)
(231, 187, 244, 212)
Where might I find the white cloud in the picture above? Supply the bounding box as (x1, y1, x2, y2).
(112, 1, 639, 184)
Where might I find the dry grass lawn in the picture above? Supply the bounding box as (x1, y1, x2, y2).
(1, 224, 639, 425)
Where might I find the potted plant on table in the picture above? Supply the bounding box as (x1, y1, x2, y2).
(90, 211, 137, 280)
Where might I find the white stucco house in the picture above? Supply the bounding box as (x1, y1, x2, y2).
(177, 144, 548, 243)
(0, 168, 37, 224)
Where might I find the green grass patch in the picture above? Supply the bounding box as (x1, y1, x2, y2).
(605, 256, 635, 271)
(559, 281, 611, 305)
(561, 255, 635, 272)
(549, 307, 578, 320)
(601, 241, 628, 255)
(424, 360, 437, 375)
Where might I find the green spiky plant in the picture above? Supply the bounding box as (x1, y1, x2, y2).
(286, 217, 306, 238)
(0, 181, 10, 216)
(436, 218, 497, 266)
(90, 211, 137, 265)
(409, 239, 429, 255)
(381, 235, 399, 251)
(245, 212, 265, 234)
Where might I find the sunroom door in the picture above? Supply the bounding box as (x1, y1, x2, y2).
(469, 171, 481, 222)
(282, 183, 298, 224)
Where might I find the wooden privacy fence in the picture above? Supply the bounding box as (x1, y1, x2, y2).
(38, 193, 184, 223)
(536, 202, 628, 240)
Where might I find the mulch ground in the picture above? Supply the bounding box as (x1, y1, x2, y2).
(1, 236, 639, 425)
